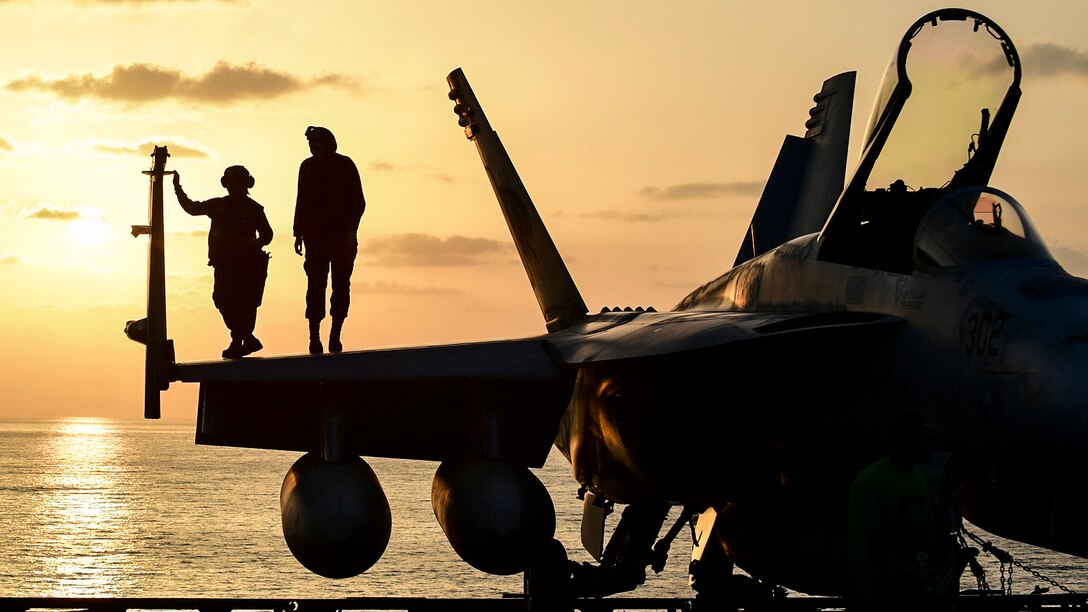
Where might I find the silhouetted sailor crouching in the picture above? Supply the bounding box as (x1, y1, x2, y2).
(174, 166, 273, 359)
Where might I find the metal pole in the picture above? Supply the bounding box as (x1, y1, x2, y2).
(142, 146, 172, 418)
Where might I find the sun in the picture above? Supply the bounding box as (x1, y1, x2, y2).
(68, 216, 107, 246)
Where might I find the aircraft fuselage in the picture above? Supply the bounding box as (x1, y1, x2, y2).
(559, 231, 1088, 508)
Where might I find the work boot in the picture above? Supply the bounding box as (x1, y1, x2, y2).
(222, 338, 246, 359)
(241, 335, 263, 357)
(329, 317, 344, 353)
(308, 319, 323, 355)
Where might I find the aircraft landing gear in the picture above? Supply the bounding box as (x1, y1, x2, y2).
(689, 549, 782, 611)
(523, 502, 685, 610)
(688, 507, 781, 612)
(566, 502, 672, 597)
(524, 539, 576, 612)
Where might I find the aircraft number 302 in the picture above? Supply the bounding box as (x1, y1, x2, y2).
(963, 311, 1005, 357)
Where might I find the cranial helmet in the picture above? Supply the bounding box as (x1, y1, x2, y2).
(221, 165, 255, 190)
(305, 125, 338, 152)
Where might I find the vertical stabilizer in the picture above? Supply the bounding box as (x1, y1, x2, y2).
(734, 72, 855, 266)
(447, 68, 588, 333)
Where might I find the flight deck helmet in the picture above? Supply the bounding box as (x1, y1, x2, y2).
(220, 165, 255, 191)
(305, 126, 337, 154)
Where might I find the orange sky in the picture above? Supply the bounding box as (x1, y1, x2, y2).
(1, 1, 1087, 419)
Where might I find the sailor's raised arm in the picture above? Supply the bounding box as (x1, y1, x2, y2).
(173, 170, 207, 216)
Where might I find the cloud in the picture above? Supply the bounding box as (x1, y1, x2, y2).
(425, 173, 457, 183)
(5, 61, 359, 105)
(1, 254, 20, 265)
(1021, 43, 1088, 79)
(26, 206, 83, 221)
(95, 139, 211, 159)
(370, 161, 398, 172)
(976, 43, 1088, 80)
(640, 181, 764, 201)
(367, 161, 457, 183)
(575, 209, 681, 222)
(0, 135, 12, 152)
(357, 280, 459, 296)
(24, 204, 107, 224)
(365, 232, 511, 266)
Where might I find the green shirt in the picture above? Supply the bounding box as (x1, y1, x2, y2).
(848, 456, 936, 602)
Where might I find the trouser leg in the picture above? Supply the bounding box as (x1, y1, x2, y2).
(303, 253, 331, 321)
(219, 308, 241, 339)
(235, 307, 256, 338)
(222, 310, 255, 338)
(214, 265, 244, 340)
(218, 298, 255, 339)
(215, 262, 260, 337)
(329, 240, 357, 320)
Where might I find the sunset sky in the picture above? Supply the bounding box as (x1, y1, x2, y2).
(2, 1, 1087, 420)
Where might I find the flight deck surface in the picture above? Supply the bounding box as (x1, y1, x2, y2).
(2, 594, 1086, 612)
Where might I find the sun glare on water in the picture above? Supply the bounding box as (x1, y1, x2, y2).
(39, 418, 134, 596)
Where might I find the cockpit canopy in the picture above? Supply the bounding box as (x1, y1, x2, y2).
(863, 13, 1018, 192)
(914, 187, 1052, 267)
(818, 9, 1029, 274)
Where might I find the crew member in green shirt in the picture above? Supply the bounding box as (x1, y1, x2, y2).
(848, 412, 940, 611)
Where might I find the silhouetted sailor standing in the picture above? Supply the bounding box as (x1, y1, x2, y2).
(293, 126, 366, 354)
(174, 166, 272, 359)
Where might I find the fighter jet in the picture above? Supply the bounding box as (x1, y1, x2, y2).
(126, 7, 1088, 604)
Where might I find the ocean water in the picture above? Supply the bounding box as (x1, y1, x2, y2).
(0, 418, 1084, 599)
